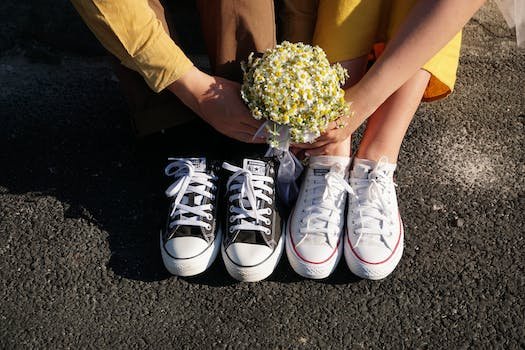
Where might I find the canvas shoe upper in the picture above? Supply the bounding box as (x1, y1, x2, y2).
(286, 156, 352, 279)
(160, 158, 221, 277)
(344, 157, 404, 280)
(221, 158, 283, 282)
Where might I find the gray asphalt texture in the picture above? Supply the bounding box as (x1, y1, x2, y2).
(1, 2, 524, 349)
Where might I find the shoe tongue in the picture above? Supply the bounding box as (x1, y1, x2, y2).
(182, 158, 207, 209)
(351, 162, 373, 179)
(313, 167, 330, 177)
(351, 158, 396, 179)
(309, 156, 350, 177)
(187, 157, 207, 172)
(243, 158, 266, 176)
(310, 158, 335, 177)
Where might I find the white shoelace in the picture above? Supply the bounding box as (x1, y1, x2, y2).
(222, 162, 274, 240)
(297, 165, 355, 248)
(164, 158, 216, 230)
(350, 158, 397, 249)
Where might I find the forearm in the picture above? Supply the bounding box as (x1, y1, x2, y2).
(347, 0, 486, 123)
(168, 66, 214, 117)
(71, 0, 193, 92)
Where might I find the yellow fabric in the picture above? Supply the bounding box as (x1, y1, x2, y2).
(313, 0, 462, 101)
(71, 0, 194, 93)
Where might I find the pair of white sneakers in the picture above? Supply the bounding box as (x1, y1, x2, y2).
(286, 155, 404, 280)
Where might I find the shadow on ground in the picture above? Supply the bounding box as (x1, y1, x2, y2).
(0, 92, 274, 283)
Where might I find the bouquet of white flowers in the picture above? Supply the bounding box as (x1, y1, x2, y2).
(241, 41, 350, 206)
(241, 41, 349, 148)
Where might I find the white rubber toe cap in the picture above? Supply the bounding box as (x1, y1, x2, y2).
(349, 241, 395, 264)
(225, 243, 272, 267)
(292, 241, 337, 264)
(163, 236, 209, 259)
(345, 231, 404, 280)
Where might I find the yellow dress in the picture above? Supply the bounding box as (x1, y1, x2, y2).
(313, 0, 462, 101)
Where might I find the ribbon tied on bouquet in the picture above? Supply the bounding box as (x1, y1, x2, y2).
(254, 121, 304, 208)
(241, 42, 350, 209)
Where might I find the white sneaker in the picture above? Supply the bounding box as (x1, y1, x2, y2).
(286, 156, 352, 279)
(160, 158, 221, 277)
(344, 157, 404, 280)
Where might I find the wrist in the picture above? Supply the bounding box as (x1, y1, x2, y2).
(168, 66, 207, 98)
(344, 83, 376, 122)
(167, 66, 216, 117)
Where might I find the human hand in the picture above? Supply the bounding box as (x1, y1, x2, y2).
(168, 66, 265, 143)
(290, 97, 363, 156)
(290, 84, 374, 156)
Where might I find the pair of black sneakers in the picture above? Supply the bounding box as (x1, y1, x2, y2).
(160, 157, 283, 282)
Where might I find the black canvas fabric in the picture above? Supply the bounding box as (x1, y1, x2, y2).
(222, 157, 282, 249)
(162, 160, 221, 245)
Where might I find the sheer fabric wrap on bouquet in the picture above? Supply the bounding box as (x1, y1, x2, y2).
(241, 41, 350, 207)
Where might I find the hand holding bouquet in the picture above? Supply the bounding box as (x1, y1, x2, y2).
(241, 41, 349, 149)
(241, 41, 350, 206)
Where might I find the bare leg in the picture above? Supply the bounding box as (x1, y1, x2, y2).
(355, 69, 431, 162)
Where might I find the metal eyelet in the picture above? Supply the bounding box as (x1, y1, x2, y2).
(229, 227, 234, 233)
(229, 205, 234, 212)
(206, 224, 212, 230)
(206, 214, 213, 220)
(229, 216, 235, 223)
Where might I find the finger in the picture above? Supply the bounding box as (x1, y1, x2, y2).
(290, 146, 307, 159)
(304, 144, 332, 157)
(235, 132, 267, 144)
(251, 136, 267, 144)
(291, 129, 344, 149)
(241, 115, 265, 129)
(238, 123, 261, 135)
(291, 139, 332, 149)
(231, 121, 267, 138)
(322, 118, 345, 133)
(316, 128, 349, 144)
(326, 121, 338, 130)
(295, 149, 308, 161)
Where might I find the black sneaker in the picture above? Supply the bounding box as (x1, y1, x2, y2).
(221, 158, 283, 282)
(160, 158, 221, 276)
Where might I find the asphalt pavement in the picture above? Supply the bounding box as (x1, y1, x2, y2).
(0, 2, 524, 349)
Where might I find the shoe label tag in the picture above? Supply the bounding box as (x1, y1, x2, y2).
(313, 168, 329, 176)
(243, 159, 266, 176)
(188, 158, 206, 172)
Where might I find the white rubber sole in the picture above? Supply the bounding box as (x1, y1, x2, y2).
(222, 233, 284, 282)
(285, 220, 343, 279)
(160, 229, 221, 277)
(344, 224, 404, 280)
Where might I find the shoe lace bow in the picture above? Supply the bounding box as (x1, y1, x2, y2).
(297, 164, 355, 248)
(350, 157, 397, 249)
(222, 162, 274, 242)
(164, 158, 216, 230)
